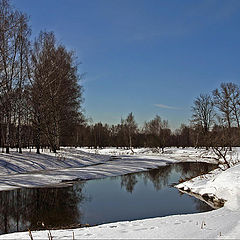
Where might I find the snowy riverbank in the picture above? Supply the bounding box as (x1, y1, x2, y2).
(0, 147, 240, 239)
(0, 147, 219, 191)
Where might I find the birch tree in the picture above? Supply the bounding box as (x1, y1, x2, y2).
(124, 113, 137, 152)
(30, 31, 83, 153)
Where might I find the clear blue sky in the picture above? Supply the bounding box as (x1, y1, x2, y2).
(13, 0, 240, 129)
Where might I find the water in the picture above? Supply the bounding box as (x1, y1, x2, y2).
(0, 162, 217, 234)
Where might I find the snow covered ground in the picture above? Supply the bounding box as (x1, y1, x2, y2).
(0, 147, 240, 239)
(0, 147, 219, 191)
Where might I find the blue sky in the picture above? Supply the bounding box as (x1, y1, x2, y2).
(13, 0, 240, 129)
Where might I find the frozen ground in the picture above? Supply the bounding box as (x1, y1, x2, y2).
(0, 147, 240, 239)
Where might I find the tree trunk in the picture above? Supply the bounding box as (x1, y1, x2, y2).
(18, 115, 22, 153)
(36, 125, 41, 154)
(227, 117, 232, 151)
(6, 117, 10, 154)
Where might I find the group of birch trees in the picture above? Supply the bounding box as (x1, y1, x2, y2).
(0, 0, 83, 153)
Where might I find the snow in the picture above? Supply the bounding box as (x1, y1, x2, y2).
(177, 161, 240, 211)
(1, 147, 240, 239)
(0, 147, 218, 191)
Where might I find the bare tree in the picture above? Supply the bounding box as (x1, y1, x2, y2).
(210, 125, 231, 168)
(212, 83, 235, 150)
(227, 83, 240, 128)
(16, 14, 31, 153)
(0, 0, 30, 153)
(30, 31, 83, 153)
(191, 94, 215, 133)
(213, 83, 233, 128)
(124, 113, 137, 152)
(191, 94, 215, 149)
(144, 115, 171, 153)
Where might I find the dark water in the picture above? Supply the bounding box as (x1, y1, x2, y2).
(0, 162, 217, 234)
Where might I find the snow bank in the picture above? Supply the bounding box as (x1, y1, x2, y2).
(177, 162, 240, 211)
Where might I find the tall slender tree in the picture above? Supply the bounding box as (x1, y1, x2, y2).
(124, 113, 137, 151)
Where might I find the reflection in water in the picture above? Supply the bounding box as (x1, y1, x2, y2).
(143, 165, 172, 190)
(0, 162, 217, 235)
(193, 196, 214, 212)
(0, 183, 85, 234)
(120, 165, 173, 193)
(121, 174, 137, 193)
(120, 163, 216, 193)
(174, 162, 212, 178)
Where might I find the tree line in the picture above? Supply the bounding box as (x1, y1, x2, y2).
(76, 82, 240, 156)
(0, 0, 83, 153)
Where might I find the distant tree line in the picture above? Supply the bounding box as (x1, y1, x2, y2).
(76, 82, 240, 156)
(0, 0, 83, 153)
(74, 113, 172, 152)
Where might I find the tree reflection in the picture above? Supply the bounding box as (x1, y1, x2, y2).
(0, 183, 86, 234)
(120, 165, 173, 193)
(174, 162, 217, 180)
(193, 197, 212, 212)
(121, 174, 138, 193)
(143, 165, 172, 190)
(120, 162, 217, 193)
